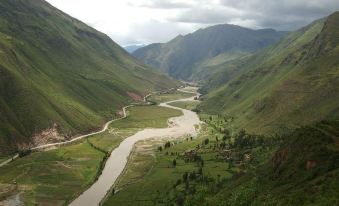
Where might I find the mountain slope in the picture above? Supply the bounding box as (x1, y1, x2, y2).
(0, 0, 179, 154)
(133, 25, 285, 80)
(199, 12, 339, 134)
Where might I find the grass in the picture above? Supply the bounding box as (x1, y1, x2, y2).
(199, 14, 339, 135)
(0, 102, 184, 205)
(114, 140, 156, 189)
(87, 130, 138, 153)
(103, 121, 237, 206)
(0, 140, 105, 205)
(0, 0, 180, 154)
(148, 90, 193, 104)
(110, 105, 182, 129)
(0, 155, 11, 164)
(168, 101, 200, 111)
(104, 114, 339, 206)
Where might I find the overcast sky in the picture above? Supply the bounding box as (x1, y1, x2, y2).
(46, 0, 339, 46)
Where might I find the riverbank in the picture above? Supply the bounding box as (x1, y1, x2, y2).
(70, 90, 201, 206)
(0, 91, 187, 205)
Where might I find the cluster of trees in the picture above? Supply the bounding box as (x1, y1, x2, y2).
(170, 168, 228, 206)
(18, 149, 31, 158)
(233, 129, 283, 149)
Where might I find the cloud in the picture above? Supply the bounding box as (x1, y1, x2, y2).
(168, 0, 339, 30)
(169, 6, 242, 24)
(219, 0, 339, 30)
(110, 20, 199, 45)
(45, 0, 339, 46)
(128, 0, 193, 9)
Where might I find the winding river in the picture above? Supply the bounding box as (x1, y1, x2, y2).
(70, 91, 201, 206)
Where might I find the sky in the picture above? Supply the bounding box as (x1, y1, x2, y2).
(45, 0, 339, 46)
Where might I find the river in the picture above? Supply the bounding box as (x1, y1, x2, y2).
(69, 92, 201, 206)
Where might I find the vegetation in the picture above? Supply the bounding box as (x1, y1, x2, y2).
(0, 0, 179, 155)
(199, 12, 339, 135)
(148, 90, 193, 104)
(104, 114, 339, 206)
(133, 24, 285, 80)
(110, 105, 182, 129)
(168, 101, 200, 111)
(0, 139, 106, 205)
(0, 102, 183, 204)
(103, 116, 237, 205)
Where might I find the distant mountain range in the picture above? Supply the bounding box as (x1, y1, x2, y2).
(133, 24, 286, 80)
(124, 44, 145, 53)
(0, 0, 179, 154)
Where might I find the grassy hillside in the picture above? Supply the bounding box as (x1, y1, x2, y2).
(0, 0, 180, 154)
(200, 12, 339, 135)
(182, 120, 339, 206)
(133, 24, 285, 80)
(104, 112, 339, 206)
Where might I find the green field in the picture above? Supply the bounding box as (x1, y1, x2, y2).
(104, 115, 339, 206)
(103, 120, 238, 206)
(0, 140, 105, 205)
(148, 90, 193, 104)
(0, 104, 183, 205)
(110, 105, 182, 129)
(114, 140, 156, 189)
(0, 156, 11, 164)
(168, 101, 200, 111)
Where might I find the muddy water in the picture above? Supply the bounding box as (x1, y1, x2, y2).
(70, 95, 201, 206)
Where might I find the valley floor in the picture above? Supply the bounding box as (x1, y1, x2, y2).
(0, 90, 187, 205)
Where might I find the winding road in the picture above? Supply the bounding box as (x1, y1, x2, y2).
(0, 87, 201, 206)
(70, 89, 201, 206)
(0, 104, 132, 168)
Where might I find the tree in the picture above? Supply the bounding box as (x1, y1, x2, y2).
(204, 138, 209, 145)
(198, 167, 203, 175)
(220, 142, 226, 149)
(18, 149, 31, 158)
(189, 171, 196, 180)
(183, 172, 188, 182)
(174, 179, 182, 188)
(173, 159, 177, 167)
(164, 141, 171, 148)
(222, 135, 228, 142)
(201, 159, 204, 167)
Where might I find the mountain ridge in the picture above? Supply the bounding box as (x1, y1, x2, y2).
(133, 24, 286, 80)
(199, 12, 339, 135)
(0, 0, 179, 154)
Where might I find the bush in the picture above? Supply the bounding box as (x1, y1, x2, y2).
(18, 149, 31, 158)
(204, 138, 209, 145)
(173, 159, 177, 167)
(164, 141, 171, 148)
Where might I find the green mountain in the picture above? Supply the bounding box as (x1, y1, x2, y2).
(0, 0, 179, 154)
(132, 24, 286, 80)
(199, 12, 339, 135)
